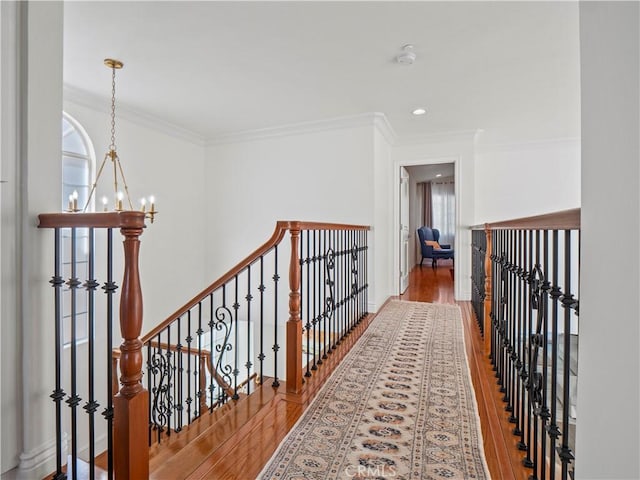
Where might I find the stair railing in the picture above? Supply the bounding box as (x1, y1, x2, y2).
(139, 221, 370, 445)
(471, 209, 580, 480)
(39, 211, 149, 480)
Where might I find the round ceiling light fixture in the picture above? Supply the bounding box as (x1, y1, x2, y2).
(396, 44, 416, 65)
(412, 108, 427, 116)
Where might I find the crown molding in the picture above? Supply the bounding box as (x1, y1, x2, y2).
(63, 84, 206, 146)
(372, 112, 398, 146)
(206, 112, 397, 146)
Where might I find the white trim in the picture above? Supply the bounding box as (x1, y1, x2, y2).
(63, 84, 206, 146)
(207, 112, 394, 146)
(372, 112, 397, 146)
(17, 436, 62, 479)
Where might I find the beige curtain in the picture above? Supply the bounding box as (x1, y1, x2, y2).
(420, 181, 433, 227)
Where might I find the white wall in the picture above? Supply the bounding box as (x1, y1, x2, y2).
(393, 133, 476, 301)
(62, 100, 207, 330)
(372, 124, 394, 310)
(474, 138, 581, 223)
(204, 117, 394, 311)
(0, 1, 22, 473)
(576, 3, 639, 478)
(18, 3, 63, 477)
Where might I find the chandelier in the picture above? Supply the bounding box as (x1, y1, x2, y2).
(71, 58, 157, 223)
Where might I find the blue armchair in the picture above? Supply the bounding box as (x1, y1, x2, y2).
(417, 226, 454, 268)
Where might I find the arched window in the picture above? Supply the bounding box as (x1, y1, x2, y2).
(61, 113, 95, 345)
(62, 112, 94, 211)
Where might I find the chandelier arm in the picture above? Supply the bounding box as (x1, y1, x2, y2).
(115, 155, 134, 211)
(83, 152, 110, 212)
(112, 152, 119, 203)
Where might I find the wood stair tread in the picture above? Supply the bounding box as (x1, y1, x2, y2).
(149, 385, 282, 479)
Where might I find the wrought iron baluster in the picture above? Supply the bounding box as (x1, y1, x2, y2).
(540, 230, 551, 480)
(176, 316, 183, 431)
(548, 230, 561, 480)
(528, 231, 542, 480)
(67, 227, 81, 480)
(103, 228, 115, 479)
(84, 228, 99, 480)
(197, 302, 204, 416)
(312, 231, 319, 371)
(147, 340, 152, 445)
(328, 230, 336, 351)
(322, 230, 328, 360)
(186, 310, 193, 423)
(499, 232, 509, 396)
(516, 231, 526, 450)
(522, 229, 534, 468)
(215, 284, 233, 402)
(272, 246, 280, 388)
(168, 323, 174, 435)
(50, 228, 66, 480)
(259, 257, 265, 386)
(304, 231, 312, 378)
(208, 293, 215, 411)
(246, 265, 253, 393)
(559, 231, 576, 479)
(502, 233, 511, 407)
(232, 275, 240, 399)
(508, 230, 516, 423)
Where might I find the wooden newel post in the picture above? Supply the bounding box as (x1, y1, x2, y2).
(114, 212, 149, 479)
(286, 224, 303, 394)
(483, 224, 493, 356)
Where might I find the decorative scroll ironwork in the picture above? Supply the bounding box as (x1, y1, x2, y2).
(149, 350, 174, 433)
(213, 305, 234, 391)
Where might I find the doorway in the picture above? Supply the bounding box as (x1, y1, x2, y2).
(396, 160, 457, 297)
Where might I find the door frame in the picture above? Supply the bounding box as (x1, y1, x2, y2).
(399, 167, 410, 294)
(392, 155, 460, 297)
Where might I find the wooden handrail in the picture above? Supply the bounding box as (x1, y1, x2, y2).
(141, 220, 370, 344)
(38, 211, 147, 229)
(471, 208, 581, 231)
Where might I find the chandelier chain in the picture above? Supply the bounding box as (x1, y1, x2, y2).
(110, 65, 117, 151)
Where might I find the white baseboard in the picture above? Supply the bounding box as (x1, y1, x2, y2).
(17, 434, 66, 480)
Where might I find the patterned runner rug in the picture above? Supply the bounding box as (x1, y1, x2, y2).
(259, 300, 490, 480)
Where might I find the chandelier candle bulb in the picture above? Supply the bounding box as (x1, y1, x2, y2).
(140, 198, 146, 212)
(67, 194, 74, 212)
(102, 196, 108, 211)
(149, 196, 155, 212)
(72, 190, 78, 211)
(116, 191, 124, 211)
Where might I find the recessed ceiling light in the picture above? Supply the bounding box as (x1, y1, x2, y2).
(436, 174, 442, 177)
(412, 108, 427, 116)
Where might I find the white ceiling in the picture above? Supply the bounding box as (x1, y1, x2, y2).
(63, 1, 581, 144)
(406, 163, 455, 183)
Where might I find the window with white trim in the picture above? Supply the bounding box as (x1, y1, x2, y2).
(61, 113, 95, 345)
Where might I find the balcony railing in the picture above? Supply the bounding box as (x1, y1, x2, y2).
(39, 214, 369, 479)
(471, 209, 580, 480)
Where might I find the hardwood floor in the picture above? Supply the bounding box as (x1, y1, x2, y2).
(399, 260, 456, 304)
(151, 264, 530, 479)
